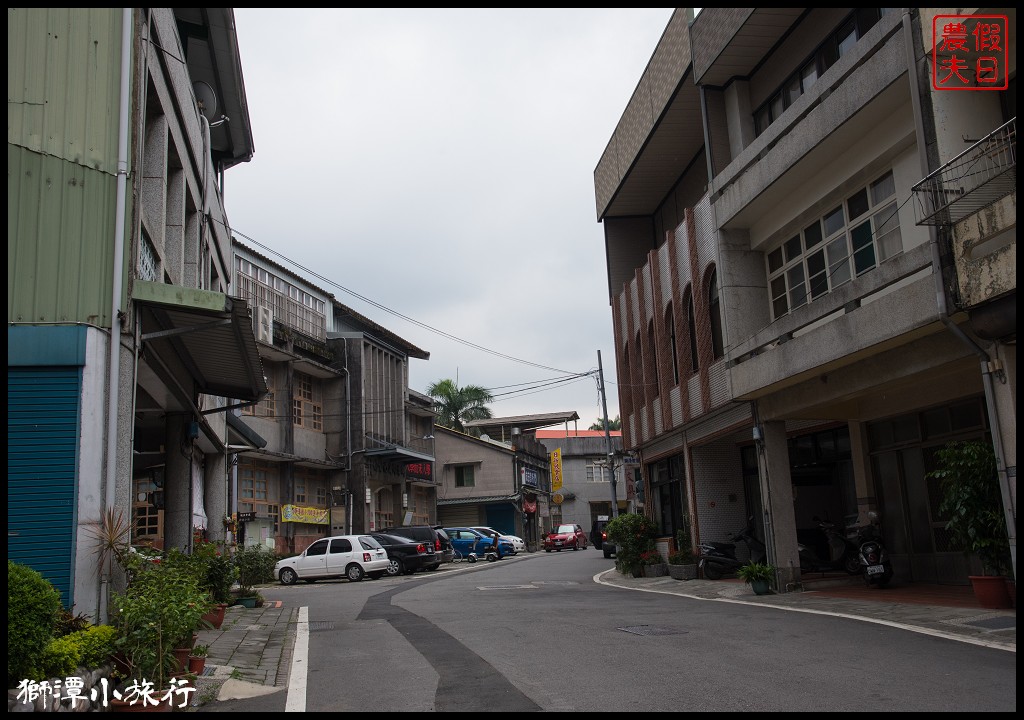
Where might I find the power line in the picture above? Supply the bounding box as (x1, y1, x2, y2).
(228, 226, 591, 377)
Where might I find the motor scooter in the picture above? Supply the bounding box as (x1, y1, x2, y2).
(697, 519, 767, 580)
(797, 516, 862, 575)
(857, 511, 892, 587)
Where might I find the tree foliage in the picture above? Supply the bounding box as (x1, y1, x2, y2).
(426, 378, 494, 433)
(588, 415, 621, 431)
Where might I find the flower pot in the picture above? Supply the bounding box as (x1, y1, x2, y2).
(188, 654, 207, 674)
(668, 563, 698, 581)
(643, 563, 667, 578)
(750, 579, 772, 595)
(201, 603, 227, 630)
(970, 575, 1013, 609)
(172, 647, 192, 674)
(235, 595, 258, 609)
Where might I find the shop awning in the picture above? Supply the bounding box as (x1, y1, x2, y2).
(133, 281, 268, 402)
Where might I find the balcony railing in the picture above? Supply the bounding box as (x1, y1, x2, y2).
(235, 273, 326, 341)
(912, 117, 1016, 226)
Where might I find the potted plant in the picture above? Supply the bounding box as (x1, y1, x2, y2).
(233, 544, 276, 607)
(194, 540, 236, 628)
(640, 548, 668, 577)
(188, 644, 209, 674)
(110, 558, 210, 710)
(931, 440, 1013, 609)
(605, 512, 659, 578)
(737, 561, 776, 595)
(668, 517, 698, 580)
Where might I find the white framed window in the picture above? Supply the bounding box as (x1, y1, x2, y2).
(767, 170, 900, 320)
(586, 460, 608, 483)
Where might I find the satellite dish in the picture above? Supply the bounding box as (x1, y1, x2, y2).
(192, 81, 218, 122)
(480, 434, 491, 441)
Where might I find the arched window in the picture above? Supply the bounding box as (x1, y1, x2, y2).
(647, 321, 659, 397)
(708, 267, 724, 359)
(685, 289, 699, 374)
(665, 304, 679, 386)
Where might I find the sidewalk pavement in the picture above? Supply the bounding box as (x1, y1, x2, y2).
(185, 558, 1015, 710)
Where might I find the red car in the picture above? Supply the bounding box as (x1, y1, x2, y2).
(543, 523, 589, 552)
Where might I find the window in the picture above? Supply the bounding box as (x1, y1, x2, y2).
(586, 459, 608, 483)
(295, 478, 306, 504)
(306, 540, 328, 557)
(292, 372, 323, 431)
(665, 305, 680, 385)
(646, 322, 659, 395)
(455, 465, 475, 488)
(754, 9, 885, 136)
(244, 374, 275, 417)
(330, 538, 352, 553)
(708, 268, 724, 359)
(766, 170, 900, 319)
(685, 290, 699, 374)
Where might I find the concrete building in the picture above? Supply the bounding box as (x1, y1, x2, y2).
(534, 430, 629, 530)
(595, 8, 1015, 588)
(8, 9, 267, 619)
(231, 240, 436, 551)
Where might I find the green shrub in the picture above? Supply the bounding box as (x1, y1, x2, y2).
(605, 513, 659, 576)
(8, 561, 63, 685)
(234, 544, 277, 593)
(39, 623, 117, 679)
(77, 625, 118, 668)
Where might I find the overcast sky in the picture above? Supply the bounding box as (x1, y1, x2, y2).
(227, 8, 676, 427)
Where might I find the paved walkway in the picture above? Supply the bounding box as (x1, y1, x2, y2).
(185, 559, 1015, 710)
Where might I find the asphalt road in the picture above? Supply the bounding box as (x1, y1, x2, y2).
(201, 549, 1017, 712)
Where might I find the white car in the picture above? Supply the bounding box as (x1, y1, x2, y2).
(275, 534, 389, 584)
(472, 526, 526, 555)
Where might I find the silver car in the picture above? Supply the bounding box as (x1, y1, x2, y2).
(472, 526, 526, 554)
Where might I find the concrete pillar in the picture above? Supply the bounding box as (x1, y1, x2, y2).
(164, 414, 192, 552)
(848, 420, 875, 524)
(760, 420, 801, 591)
(205, 452, 228, 544)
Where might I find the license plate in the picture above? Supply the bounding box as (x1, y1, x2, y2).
(866, 564, 885, 575)
(554, 541, 563, 546)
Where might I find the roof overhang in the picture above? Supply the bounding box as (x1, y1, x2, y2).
(463, 411, 581, 436)
(364, 446, 435, 464)
(236, 447, 342, 470)
(133, 281, 268, 402)
(437, 494, 519, 507)
(226, 412, 268, 449)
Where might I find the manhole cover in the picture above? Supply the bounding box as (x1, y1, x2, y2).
(308, 621, 336, 631)
(618, 625, 684, 636)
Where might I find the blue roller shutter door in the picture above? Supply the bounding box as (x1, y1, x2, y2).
(8, 368, 81, 607)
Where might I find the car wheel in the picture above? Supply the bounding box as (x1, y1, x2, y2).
(386, 558, 404, 577)
(279, 567, 298, 586)
(702, 562, 724, 581)
(346, 564, 365, 582)
(603, 547, 613, 558)
(545, 549, 552, 553)
(427, 564, 440, 571)
(368, 572, 385, 580)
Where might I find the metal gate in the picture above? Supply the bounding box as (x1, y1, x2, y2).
(8, 368, 81, 606)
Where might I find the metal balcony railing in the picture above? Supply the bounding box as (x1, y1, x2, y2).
(912, 117, 1016, 226)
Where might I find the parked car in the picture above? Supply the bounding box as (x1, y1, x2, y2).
(380, 525, 451, 569)
(445, 527, 515, 558)
(591, 519, 615, 557)
(543, 523, 589, 552)
(275, 535, 389, 584)
(369, 532, 438, 576)
(471, 526, 526, 554)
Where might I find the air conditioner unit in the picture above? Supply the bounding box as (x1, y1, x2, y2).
(256, 305, 274, 344)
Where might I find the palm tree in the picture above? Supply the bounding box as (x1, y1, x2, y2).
(589, 415, 621, 431)
(426, 379, 494, 433)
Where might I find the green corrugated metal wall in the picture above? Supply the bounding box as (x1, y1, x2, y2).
(7, 7, 129, 327)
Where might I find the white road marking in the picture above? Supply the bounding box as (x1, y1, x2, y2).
(285, 606, 309, 712)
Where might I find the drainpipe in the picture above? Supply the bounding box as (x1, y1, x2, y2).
(99, 7, 133, 623)
(902, 10, 1015, 580)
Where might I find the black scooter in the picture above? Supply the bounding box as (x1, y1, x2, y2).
(697, 520, 767, 580)
(797, 516, 862, 575)
(858, 511, 893, 587)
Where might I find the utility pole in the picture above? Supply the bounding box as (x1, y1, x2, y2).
(597, 350, 618, 518)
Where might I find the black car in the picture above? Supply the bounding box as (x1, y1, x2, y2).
(369, 532, 438, 576)
(591, 519, 616, 557)
(379, 525, 452, 568)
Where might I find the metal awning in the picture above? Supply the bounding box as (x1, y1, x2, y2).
(437, 494, 519, 506)
(226, 412, 268, 449)
(364, 446, 434, 464)
(134, 281, 268, 402)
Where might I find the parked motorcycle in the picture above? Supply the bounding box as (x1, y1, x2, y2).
(858, 511, 893, 587)
(697, 519, 767, 580)
(797, 516, 862, 575)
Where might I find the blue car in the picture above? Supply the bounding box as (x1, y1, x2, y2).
(445, 527, 514, 558)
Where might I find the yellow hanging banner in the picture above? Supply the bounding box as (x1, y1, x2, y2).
(550, 448, 563, 492)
